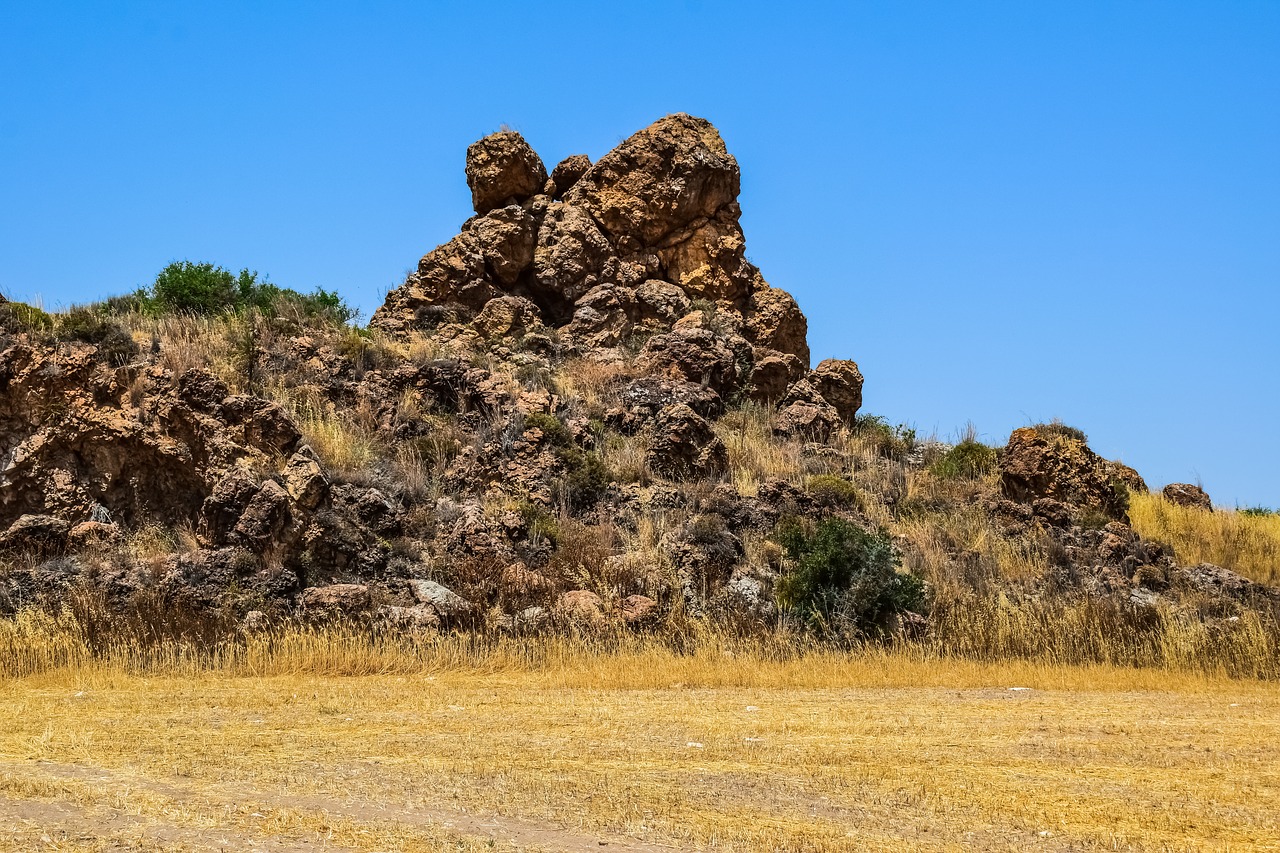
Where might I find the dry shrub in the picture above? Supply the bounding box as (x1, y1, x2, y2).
(554, 357, 634, 411)
(716, 404, 804, 495)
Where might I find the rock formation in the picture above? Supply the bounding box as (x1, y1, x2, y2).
(371, 114, 856, 424)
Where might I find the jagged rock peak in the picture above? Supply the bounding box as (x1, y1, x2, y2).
(370, 114, 861, 428)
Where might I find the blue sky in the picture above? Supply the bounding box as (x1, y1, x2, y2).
(2, 1, 1277, 508)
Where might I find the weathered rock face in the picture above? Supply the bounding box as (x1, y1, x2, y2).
(999, 427, 1129, 522)
(1163, 483, 1212, 511)
(564, 113, 740, 248)
(370, 113, 855, 424)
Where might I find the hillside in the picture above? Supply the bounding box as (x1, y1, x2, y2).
(1, 114, 1277, 675)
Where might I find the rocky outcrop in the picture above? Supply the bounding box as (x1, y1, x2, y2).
(999, 427, 1130, 522)
(370, 114, 866, 428)
(1163, 483, 1212, 511)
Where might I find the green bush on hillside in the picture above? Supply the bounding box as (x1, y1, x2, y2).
(124, 261, 355, 323)
(931, 439, 998, 480)
(776, 516, 923, 634)
(56, 309, 139, 366)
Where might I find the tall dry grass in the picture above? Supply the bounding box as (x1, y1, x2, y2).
(1131, 492, 1280, 586)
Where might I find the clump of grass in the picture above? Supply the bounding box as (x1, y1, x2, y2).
(805, 474, 861, 509)
(930, 439, 997, 480)
(1030, 419, 1088, 443)
(1130, 492, 1280, 586)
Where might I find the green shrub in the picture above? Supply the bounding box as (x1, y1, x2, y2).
(930, 439, 997, 480)
(776, 517, 923, 634)
(55, 309, 139, 367)
(1031, 419, 1088, 443)
(852, 414, 916, 459)
(806, 475, 861, 509)
(517, 500, 560, 545)
(525, 412, 572, 448)
(137, 261, 354, 323)
(0, 301, 53, 334)
(558, 448, 610, 511)
(1240, 506, 1276, 517)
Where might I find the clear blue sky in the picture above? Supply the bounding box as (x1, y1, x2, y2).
(2, 1, 1277, 508)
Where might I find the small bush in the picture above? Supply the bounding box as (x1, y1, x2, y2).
(558, 448, 610, 511)
(56, 309, 139, 367)
(930, 439, 997, 480)
(1241, 506, 1276, 517)
(852, 415, 916, 459)
(517, 500, 560, 545)
(525, 412, 573, 448)
(1031, 419, 1088, 443)
(776, 516, 923, 634)
(806, 475, 861, 509)
(0, 301, 53, 334)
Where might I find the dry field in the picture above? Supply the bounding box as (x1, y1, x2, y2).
(1, 644, 1278, 852)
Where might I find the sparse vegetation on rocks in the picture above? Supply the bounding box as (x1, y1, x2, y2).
(0, 114, 1275, 679)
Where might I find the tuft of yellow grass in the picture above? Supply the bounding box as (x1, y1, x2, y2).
(1131, 492, 1280, 586)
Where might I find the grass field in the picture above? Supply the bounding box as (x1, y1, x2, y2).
(1, 644, 1278, 852)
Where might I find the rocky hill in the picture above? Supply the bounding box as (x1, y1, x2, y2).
(0, 115, 1275, 653)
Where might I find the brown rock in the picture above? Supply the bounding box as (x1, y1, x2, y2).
(555, 589, 607, 626)
(746, 285, 810, 365)
(0, 514, 70, 550)
(232, 480, 291, 551)
(605, 378, 724, 434)
(646, 403, 729, 479)
(467, 205, 537, 285)
(1163, 483, 1212, 511)
(465, 130, 547, 214)
(636, 327, 744, 398)
(565, 113, 740, 248)
(805, 359, 864, 424)
(473, 295, 544, 340)
(656, 207, 753, 303)
(748, 352, 804, 403)
(300, 583, 371, 614)
(548, 154, 591, 199)
(999, 427, 1129, 522)
(530, 202, 616, 313)
(1107, 461, 1148, 494)
(634, 279, 691, 329)
(283, 446, 330, 511)
(566, 284, 636, 349)
(619, 594, 659, 626)
(773, 399, 842, 442)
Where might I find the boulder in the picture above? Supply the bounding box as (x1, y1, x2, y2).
(748, 352, 803, 403)
(605, 378, 724, 434)
(530, 202, 616, 313)
(554, 589, 607, 627)
(634, 279, 691, 329)
(807, 359, 863, 424)
(408, 579, 471, 617)
(773, 399, 842, 442)
(566, 284, 636, 349)
(283, 446, 330, 511)
(746, 285, 810, 365)
(619, 594, 659, 626)
(473, 295, 544, 340)
(646, 404, 728, 479)
(565, 113, 740, 247)
(999, 427, 1129, 522)
(300, 584, 371, 615)
(636, 327, 744, 398)
(465, 130, 547, 214)
(467, 205, 538, 285)
(1107, 461, 1148, 495)
(547, 154, 591, 199)
(0, 514, 70, 550)
(1163, 483, 1212, 511)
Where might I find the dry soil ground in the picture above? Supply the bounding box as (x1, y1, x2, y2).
(0, 657, 1277, 852)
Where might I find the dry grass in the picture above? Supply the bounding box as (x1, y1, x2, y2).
(1131, 492, 1280, 586)
(0, 634, 1277, 851)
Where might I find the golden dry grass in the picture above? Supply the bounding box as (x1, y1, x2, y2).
(1131, 492, 1280, 586)
(1, 638, 1277, 852)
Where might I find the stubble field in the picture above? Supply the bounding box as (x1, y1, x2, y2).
(1, 645, 1277, 852)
